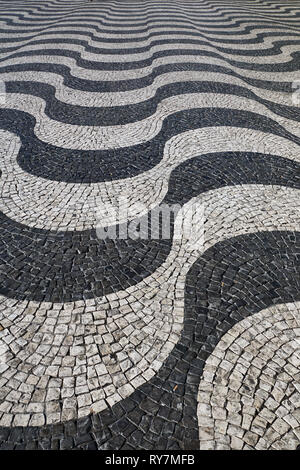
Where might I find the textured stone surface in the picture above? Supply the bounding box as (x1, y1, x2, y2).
(197, 303, 300, 450)
(0, 0, 299, 451)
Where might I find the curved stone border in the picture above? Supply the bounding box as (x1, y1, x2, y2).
(197, 302, 300, 450)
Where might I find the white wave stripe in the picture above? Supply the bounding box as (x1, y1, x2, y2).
(1, 7, 298, 38)
(197, 302, 300, 450)
(0, 184, 299, 426)
(0, 4, 81, 12)
(0, 0, 80, 4)
(1, 16, 299, 34)
(0, 8, 298, 21)
(192, 1, 300, 10)
(2, 2, 299, 18)
(0, 93, 299, 150)
(1, 8, 299, 24)
(210, 4, 300, 24)
(1, 6, 300, 26)
(2, 30, 299, 54)
(1, 126, 300, 230)
(2, 0, 298, 14)
(0, 70, 295, 109)
(1, 0, 295, 6)
(1, 25, 298, 42)
(0, 7, 87, 18)
(0, 9, 272, 20)
(0, 0, 83, 5)
(215, 2, 300, 13)
(1, 41, 299, 66)
(2, 53, 299, 84)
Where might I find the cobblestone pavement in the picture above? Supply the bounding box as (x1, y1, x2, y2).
(0, 0, 300, 451)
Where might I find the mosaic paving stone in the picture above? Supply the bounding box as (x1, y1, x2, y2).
(197, 302, 300, 450)
(0, 0, 299, 451)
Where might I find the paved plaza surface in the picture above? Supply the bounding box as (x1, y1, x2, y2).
(0, 0, 300, 451)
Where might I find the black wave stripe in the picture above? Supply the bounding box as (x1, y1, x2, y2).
(0, 61, 293, 94)
(0, 3, 99, 14)
(0, 0, 78, 7)
(1, 107, 299, 183)
(2, 2, 297, 14)
(1, 150, 300, 304)
(0, 9, 275, 19)
(2, 46, 299, 73)
(0, 24, 299, 44)
(2, 2, 299, 16)
(0, 21, 296, 37)
(1, 0, 81, 3)
(1, 9, 299, 24)
(0, 29, 299, 47)
(0, 3, 82, 11)
(2, 0, 292, 5)
(2, 36, 300, 58)
(0, 230, 299, 449)
(1, 16, 299, 37)
(1, 8, 300, 25)
(0, 0, 293, 6)
(5, 79, 300, 126)
(0, 10, 85, 20)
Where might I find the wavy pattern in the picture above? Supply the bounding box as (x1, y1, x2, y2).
(0, 187, 299, 426)
(1, 127, 300, 229)
(2, 34, 300, 63)
(1, 32, 300, 60)
(2, 51, 300, 85)
(0, 0, 299, 451)
(2, 93, 300, 150)
(1, 25, 299, 45)
(1, 10, 299, 28)
(2, 78, 300, 127)
(0, 70, 295, 108)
